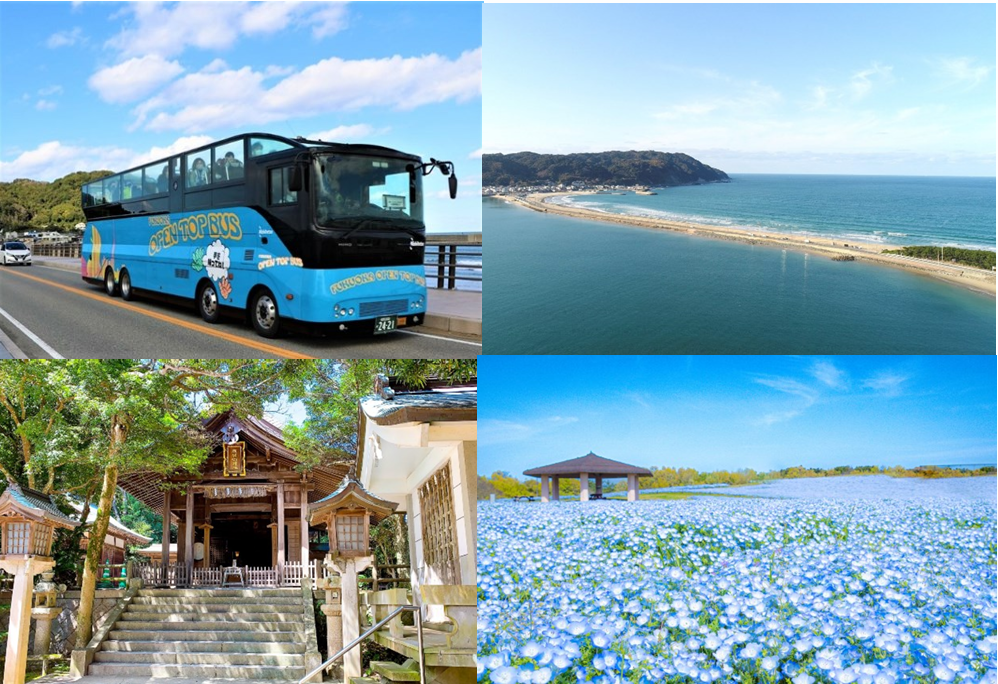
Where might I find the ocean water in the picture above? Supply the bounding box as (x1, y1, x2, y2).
(484, 198, 996, 354)
(552, 174, 996, 250)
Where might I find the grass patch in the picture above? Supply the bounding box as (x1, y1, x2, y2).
(639, 491, 765, 501)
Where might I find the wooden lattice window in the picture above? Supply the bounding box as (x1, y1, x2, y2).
(32, 524, 51, 555)
(418, 463, 459, 584)
(5, 522, 31, 554)
(334, 512, 367, 556)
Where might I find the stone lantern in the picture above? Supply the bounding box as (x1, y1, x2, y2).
(309, 477, 398, 681)
(0, 483, 80, 684)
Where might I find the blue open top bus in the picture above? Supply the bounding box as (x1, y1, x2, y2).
(80, 132, 457, 338)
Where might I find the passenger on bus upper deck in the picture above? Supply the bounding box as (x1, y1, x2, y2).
(189, 158, 209, 187)
(215, 152, 244, 181)
(158, 165, 169, 193)
(105, 179, 120, 202)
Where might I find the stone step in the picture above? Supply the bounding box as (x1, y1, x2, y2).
(118, 620, 299, 632)
(110, 629, 298, 643)
(125, 603, 302, 613)
(137, 588, 300, 597)
(132, 596, 303, 606)
(120, 611, 296, 623)
(101, 640, 305, 654)
(94, 650, 305, 666)
(88, 662, 304, 679)
(350, 678, 380, 684)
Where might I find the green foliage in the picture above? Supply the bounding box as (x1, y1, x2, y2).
(283, 360, 476, 472)
(882, 246, 996, 270)
(51, 523, 89, 587)
(0, 170, 112, 232)
(482, 150, 729, 187)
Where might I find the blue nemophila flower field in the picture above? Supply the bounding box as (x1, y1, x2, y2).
(477, 477, 997, 684)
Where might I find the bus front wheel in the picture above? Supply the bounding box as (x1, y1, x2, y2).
(249, 288, 281, 338)
(104, 268, 118, 297)
(197, 281, 220, 324)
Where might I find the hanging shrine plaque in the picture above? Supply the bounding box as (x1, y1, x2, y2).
(223, 442, 246, 477)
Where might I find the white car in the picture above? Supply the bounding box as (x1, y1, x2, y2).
(1, 241, 32, 266)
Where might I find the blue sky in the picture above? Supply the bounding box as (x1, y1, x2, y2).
(0, 1, 481, 232)
(479, 356, 998, 477)
(484, 4, 995, 176)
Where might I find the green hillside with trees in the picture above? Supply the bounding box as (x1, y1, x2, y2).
(483, 150, 729, 187)
(0, 170, 110, 233)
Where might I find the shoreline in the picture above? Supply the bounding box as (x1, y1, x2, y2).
(494, 192, 996, 297)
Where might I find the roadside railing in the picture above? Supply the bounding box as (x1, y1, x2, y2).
(28, 242, 81, 258)
(425, 233, 482, 290)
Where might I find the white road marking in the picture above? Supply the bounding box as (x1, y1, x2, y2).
(397, 329, 482, 347)
(0, 306, 65, 358)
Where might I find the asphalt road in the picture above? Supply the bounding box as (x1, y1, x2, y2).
(0, 263, 480, 359)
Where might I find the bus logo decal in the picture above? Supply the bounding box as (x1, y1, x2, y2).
(148, 211, 243, 255)
(329, 269, 426, 295)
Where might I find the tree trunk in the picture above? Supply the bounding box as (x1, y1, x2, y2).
(75, 415, 129, 649)
(74, 461, 119, 648)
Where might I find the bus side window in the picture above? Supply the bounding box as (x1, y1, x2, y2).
(122, 169, 143, 200)
(269, 167, 297, 205)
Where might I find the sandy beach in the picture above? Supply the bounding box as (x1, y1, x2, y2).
(497, 192, 996, 296)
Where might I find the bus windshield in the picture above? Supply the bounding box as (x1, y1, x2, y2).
(314, 154, 423, 229)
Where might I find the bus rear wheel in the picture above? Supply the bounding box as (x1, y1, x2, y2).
(119, 270, 134, 301)
(197, 281, 220, 323)
(104, 268, 118, 297)
(249, 288, 281, 338)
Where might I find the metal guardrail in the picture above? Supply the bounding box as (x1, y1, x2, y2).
(27, 242, 81, 258)
(425, 233, 482, 290)
(298, 604, 424, 684)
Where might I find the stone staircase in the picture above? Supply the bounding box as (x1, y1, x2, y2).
(88, 587, 308, 679)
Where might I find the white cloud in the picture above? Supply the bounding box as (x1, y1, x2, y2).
(480, 415, 579, 446)
(862, 371, 909, 398)
(35, 100, 57, 111)
(850, 62, 893, 99)
(307, 124, 383, 141)
(933, 57, 994, 89)
(809, 360, 848, 390)
(656, 81, 781, 121)
(89, 55, 184, 104)
(0, 141, 130, 182)
(134, 48, 481, 133)
(127, 135, 215, 167)
(46, 27, 83, 48)
(469, 148, 483, 159)
(239, 1, 303, 35)
(105, 3, 349, 59)
(754, 377, 819, 404)
(311, 3, 349, 38)
(0, 136, 214, 182)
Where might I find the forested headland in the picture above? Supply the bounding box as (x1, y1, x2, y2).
(483, 150, 729, 188)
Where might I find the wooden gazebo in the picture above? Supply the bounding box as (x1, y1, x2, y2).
(523, 452, 652, 502)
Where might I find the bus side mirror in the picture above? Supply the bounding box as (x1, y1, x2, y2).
(289, 165, 303, 192)
(448, 174, 458, 199)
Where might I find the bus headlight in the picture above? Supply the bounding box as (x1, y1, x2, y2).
(348, 308, 355, 316)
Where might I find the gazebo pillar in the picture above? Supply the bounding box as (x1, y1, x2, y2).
(595, 476, 603, 499)
(579, 472, 589, 502)
(627, 474, 639, 501)
(552, 477, 560, 501)
(540, 476, 549, 503)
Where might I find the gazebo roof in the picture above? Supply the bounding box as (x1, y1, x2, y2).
(523, 452, 653, 478)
